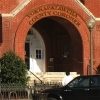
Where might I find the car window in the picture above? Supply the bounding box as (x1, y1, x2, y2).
(91, 77, 100, 87)
(68, 77, 89, 88)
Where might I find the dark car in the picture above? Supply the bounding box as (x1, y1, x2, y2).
(42, 75, 100, 100)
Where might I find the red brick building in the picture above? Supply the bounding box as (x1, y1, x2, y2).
(0, 0, 100, 75)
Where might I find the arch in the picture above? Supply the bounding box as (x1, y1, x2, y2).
(26, 27, 45, 72)
(14, 5, 90, 74)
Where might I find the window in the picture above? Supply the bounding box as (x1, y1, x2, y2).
(91, 77, 100, 87)
(36, 49, 42, 59)
(68, 77, 89, 87)
(63, 42, 69, 57)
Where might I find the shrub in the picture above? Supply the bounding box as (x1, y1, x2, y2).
(0, 51, 30, 84)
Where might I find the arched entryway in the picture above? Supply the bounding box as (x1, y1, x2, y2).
(15, 5, 89, 75)
(32, 17, 83, 74)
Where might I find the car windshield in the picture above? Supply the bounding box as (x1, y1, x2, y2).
(68, 77, 89, 88)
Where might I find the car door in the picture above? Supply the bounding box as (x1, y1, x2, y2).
(89, 76, 100, 100)
(61, 76, 90, 100)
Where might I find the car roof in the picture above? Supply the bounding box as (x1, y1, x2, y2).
(76, 75, 100, 78)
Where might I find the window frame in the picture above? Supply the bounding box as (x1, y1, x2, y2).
(35, 48, 43, 59)
(68, 77, 90, 88)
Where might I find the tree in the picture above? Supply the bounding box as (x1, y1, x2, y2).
(96, 64, 100, 74)
(0, 51, 30, 84)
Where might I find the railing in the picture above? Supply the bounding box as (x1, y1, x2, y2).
(0, 81, 62, 100)
(33, 93, 48, 100)
(0, 84, 32, 100)
(33, 81, 62, 100)
(29, 71, 43, 83)
(34, 80, 62, 93)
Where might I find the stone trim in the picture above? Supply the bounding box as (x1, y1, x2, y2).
(1, 0, 31, 17)
(1, 0, 100, 21)
(0, 0, 100, 21)
(75, 0, 100, 21)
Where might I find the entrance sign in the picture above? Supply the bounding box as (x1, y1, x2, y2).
(26, 5, 80, 27)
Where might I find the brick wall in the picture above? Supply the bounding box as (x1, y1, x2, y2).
(0, 0, 100, 74)
(0, 0, 21, 13)
(85, 0, 100, 17)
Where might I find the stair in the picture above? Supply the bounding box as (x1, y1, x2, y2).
(27, 72, 80, 86)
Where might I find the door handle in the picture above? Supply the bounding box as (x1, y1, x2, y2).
(85, 89, 89, 91)
(64, 90, 71, 91)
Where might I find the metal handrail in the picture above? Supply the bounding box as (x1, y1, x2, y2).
(29, 71, 43, 83)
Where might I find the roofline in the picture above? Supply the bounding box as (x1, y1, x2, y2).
(0, 0, 31, 18)
(0, 0, 100, 22)
(75, 0, 100, 21)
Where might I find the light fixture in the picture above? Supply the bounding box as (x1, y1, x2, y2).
(86, 16, 96, 75)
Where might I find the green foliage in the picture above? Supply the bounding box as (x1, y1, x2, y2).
(0, 51, 30, 85)
(96, 64, 100, 74)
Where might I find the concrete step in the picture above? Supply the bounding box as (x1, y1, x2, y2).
(27, 72, 80, 86)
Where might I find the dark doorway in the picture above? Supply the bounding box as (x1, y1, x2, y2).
(55, 35, 71, 72)
(25, 42, 30, 70)
(33, 16, 83, 74)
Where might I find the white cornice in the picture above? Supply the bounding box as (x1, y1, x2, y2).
(75, 0, 100, 21)
(96, 18, 100, 21)
(1, 0, 31, 18)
